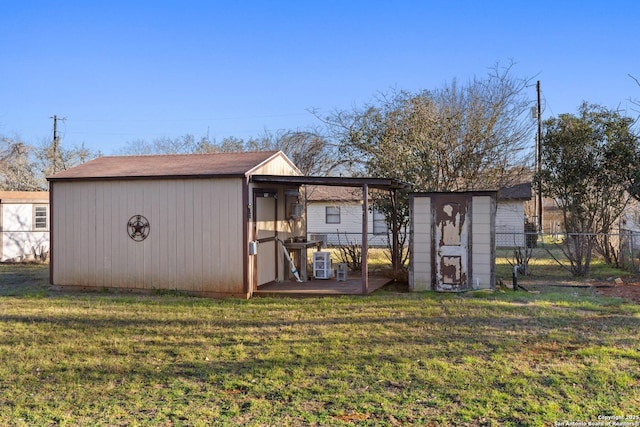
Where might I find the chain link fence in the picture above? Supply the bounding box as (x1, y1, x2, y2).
(496, 230, 640, 279)
(306, 230, 640, 280)
(307, 232, 390, 248)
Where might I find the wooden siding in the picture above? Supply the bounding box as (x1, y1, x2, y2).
(471, 195, 495, 289)
(254, 195, 277, 286)
(409, 193, 495, 292)
(51, 178, 245, 295)
(255, 185, 307, 283)
(409, 197, 431, 291)
(250, 154, 301, 176)
(247, 154, 303, 286)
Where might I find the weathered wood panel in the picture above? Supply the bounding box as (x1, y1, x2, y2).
(410, 193, 496, 292)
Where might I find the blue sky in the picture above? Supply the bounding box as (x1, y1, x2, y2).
(2, 1, 639, 155)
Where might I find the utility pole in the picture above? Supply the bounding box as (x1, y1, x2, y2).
(536, 81, 543, 233)
(50, 115, 64, 174)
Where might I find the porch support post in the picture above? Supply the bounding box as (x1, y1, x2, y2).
(362, 183, 369, 294)
(243, 177, 252, 296)
(391, 188, 399, 277)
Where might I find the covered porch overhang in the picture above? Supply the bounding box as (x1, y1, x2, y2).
(250, 175, 411, 295)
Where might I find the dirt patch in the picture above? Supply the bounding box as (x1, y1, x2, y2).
(594, 278, 640, 302)
(519, 277, 640, 303)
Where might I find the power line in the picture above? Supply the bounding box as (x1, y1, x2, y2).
(66, 112, 310, 123)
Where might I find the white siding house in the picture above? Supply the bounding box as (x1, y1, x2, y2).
(47, 151, 302, 298)
(495, 182, 533, 248)
(0, 191, 50, 262)
(306, 186, 390, 247)
(306, 182, 532, 250)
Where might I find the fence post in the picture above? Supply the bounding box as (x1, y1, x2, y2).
(633, 232, 638, 273)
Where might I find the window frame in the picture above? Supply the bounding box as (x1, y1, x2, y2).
(373, 209, 387, 235)
(33, 205, 49, 231)
(325, 206, 341, 224)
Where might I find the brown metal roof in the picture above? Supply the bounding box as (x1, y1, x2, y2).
(47, 151, 283, 181)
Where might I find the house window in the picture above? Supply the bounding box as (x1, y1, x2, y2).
(373, 210, 387, 235)
(34, 206, 48, 230)
(326, 206, 341, 224)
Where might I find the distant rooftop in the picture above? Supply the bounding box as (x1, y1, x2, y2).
(306, 185, 362, 201)
(497, 182, 532, 200)
(0, 191, 49, 203)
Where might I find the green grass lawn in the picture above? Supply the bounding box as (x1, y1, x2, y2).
(495, 244, 635, 283)
(1, 264, 640, 426)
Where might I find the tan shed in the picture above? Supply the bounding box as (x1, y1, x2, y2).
(47, 151, 303, 298)
(409, 191, 496, 292)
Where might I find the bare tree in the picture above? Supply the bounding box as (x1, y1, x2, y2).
(33, 139, 98, 179)
(200, 136, 247, 154)
(319, 62, 535, 192)
(318, 62, 536, 269)
(0, 136, 41, 190)
(117, 135, 205, 155)
(630, 74, 640, 120)
(248, 129, 341, 176)
(0, 133, 101, 190)
(117, 131, 339, 176)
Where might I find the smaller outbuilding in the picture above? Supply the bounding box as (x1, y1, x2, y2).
(410, 191, 496, 292)
(0, 191, 50, 262)
(496, 182, 533, 248)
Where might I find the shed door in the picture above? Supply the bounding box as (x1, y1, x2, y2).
(254, 191, 278, 287)
(433, 194, 470, 291)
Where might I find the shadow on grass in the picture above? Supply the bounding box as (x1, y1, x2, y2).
(2, 263, 640, 424)
(0, 263, 49, 297)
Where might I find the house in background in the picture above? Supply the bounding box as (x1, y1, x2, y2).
(306, 182, 534, 250)
(495, 182, 533, 248)
(0, 191, 50, 262)
(305, 185, 390, 247)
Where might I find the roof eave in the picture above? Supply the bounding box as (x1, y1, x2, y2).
(250, 175, 411, 191)
(47, 173, 247, 182)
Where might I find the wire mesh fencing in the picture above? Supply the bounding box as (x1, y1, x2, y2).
(307, 230, 640, 280)
(496, 231, 640, 280)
